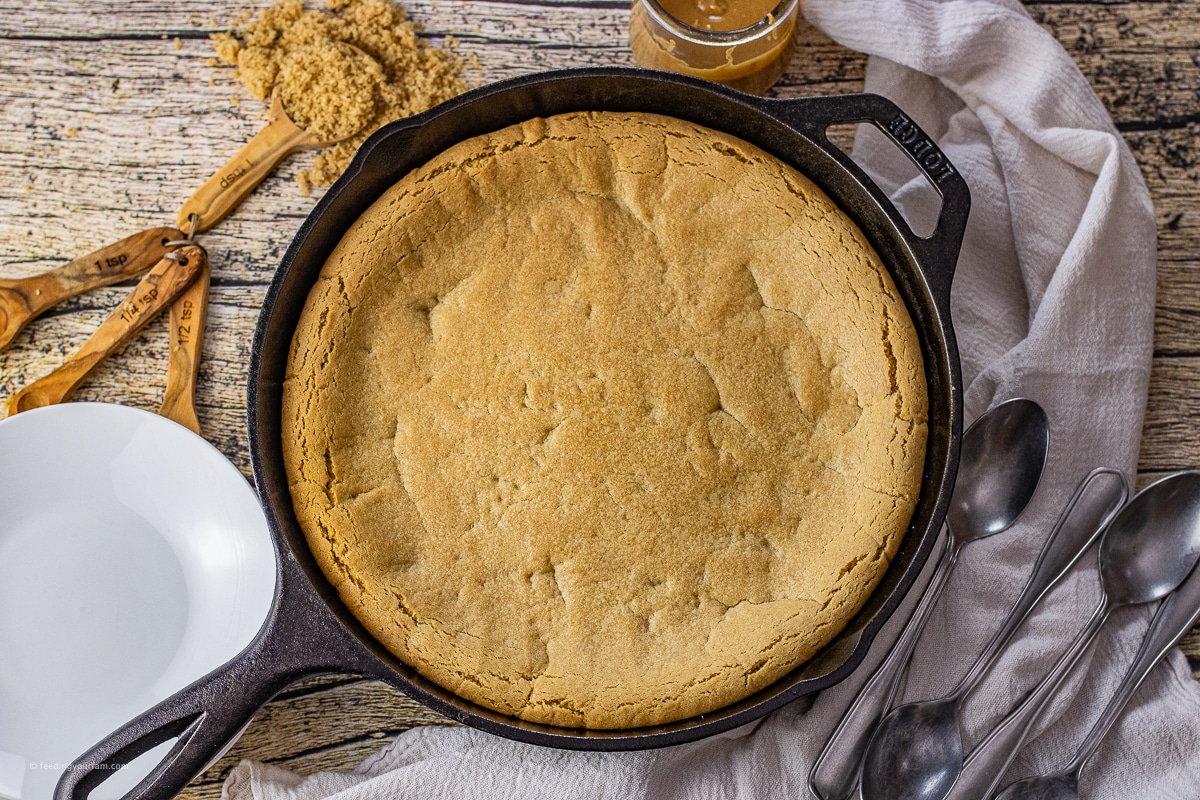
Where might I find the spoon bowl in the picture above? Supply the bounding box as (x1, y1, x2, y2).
(949, 398, 1051, 540)
(0, 285, 23, 347)
(926, 471, 1200, 800)
(809, 398, 1048, 800)
(1099, 471, 1200, 605)
(861, 699, 962, 800)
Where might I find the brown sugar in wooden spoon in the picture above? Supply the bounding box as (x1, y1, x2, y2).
(178, 43, 377, 234)
(0, 226, 183, 352)
(4, 245, 206, 417)
(175, 88, 321, 235)
(0, 44, 371, 352)
(160, 44, 377, 432)
(5, 46, 376, 417)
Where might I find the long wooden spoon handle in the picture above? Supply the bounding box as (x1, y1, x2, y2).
(0, 226, 183, 351)
(159, 256, 210, 434)
(177, 91, 315, 234)
(4, 244, 206, 417)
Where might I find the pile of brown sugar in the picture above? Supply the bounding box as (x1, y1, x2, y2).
(212, 0, 470, 193)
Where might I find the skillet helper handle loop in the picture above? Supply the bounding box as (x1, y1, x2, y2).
(159, 259, 211, 434)
(178, 91, 314, 234)
(766, 93, 971, 307)
(4, 245, 205, 418)
(0, 226, 184, 352)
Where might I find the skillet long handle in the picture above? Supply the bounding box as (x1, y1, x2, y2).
(54, 645, 282, 800)
(54, 556, 383, 800)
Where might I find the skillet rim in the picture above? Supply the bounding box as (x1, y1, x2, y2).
(246, 66, 966, 750)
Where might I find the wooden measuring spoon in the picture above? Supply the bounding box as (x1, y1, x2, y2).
(178, 66, 367, 235)
(4, 244, 206, 417)
(0, 226, 183, 352)
(159, 257, 210, 434)
(165, 44, 376, 429)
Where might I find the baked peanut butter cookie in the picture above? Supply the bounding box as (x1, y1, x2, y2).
(283, 111, 928, 728)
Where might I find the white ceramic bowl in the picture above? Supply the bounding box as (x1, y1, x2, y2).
(0, 403, 276, 800)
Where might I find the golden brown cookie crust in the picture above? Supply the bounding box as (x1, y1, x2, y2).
(282, 111, 928, 729)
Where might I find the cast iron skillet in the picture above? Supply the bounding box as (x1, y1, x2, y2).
(59, 67, 967, 800)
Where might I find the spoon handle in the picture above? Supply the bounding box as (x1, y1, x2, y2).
(159, 257, 210, 434)
(3, 246, 205, 417)
(0, 226, 183, 351)
(809, 532, 960, 800)
(946, 597, 1110, 800)
(1065, 551, 1200, 777)
(177, 90, 315, 234)
(950, 468, 1127, 699)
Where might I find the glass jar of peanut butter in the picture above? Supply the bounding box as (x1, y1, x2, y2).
(629, 0, 799, 95)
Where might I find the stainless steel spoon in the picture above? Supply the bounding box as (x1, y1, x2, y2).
(993, 515, 1200, 800)
(809, 398, 1050, 800)
(856, 467, 1128, 800)
(940, 470, 1200, 800)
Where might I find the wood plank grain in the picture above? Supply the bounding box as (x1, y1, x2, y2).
(0, 23, 861, 282)
(0, 30, 1192, 278)
(1, 0, 1199, 788)
(1128, 127, 1200, 356)
(1180, 630, 1200, 670)
(1028, 2, 1200, 126)
(0, 1, 1193, 127)
(1139, 356, 1200, 474)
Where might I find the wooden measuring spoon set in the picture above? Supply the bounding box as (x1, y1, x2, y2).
(2, 85, 353, 434)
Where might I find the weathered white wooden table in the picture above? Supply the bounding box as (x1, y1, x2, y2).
(0, 1, 1197, 795)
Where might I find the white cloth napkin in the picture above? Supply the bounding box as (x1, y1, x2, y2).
(222, 1, 1200, 797)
